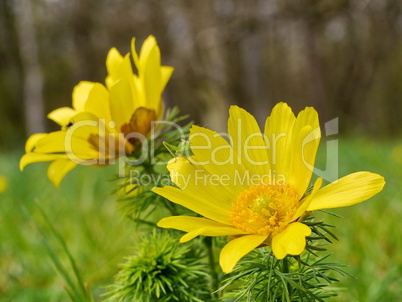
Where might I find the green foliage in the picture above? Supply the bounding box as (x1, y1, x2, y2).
(1, 137, 401, 301)
(219, 250, 348, 302)
(163, 139, 191, 158)
(219, 217, 350, 302)
(115, 107, 192, 221)
(21, 203, 94, 302)
(150, 107, 193, 158)
(303, 215, 339, 254)
(103, 231, 212, 302)
(0, 153, 135, 301)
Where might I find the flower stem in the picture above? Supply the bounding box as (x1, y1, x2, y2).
(283, 256, 289, 274)
(282, 257, 291, 296)
(204, 237, 219, 296)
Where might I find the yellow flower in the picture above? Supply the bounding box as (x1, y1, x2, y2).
(20, 36, 173, 187)
(153, 103, 385, 273)
(0, 175, 8, 193)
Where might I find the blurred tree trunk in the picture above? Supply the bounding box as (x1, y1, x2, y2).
(0, 0, 25, 148)
(239, 10, 268, 123)
(70, 0, 97, 81)
(189, 0, 230, 132)
(303, 19, 329, 122)
(14, 0, 46, 135)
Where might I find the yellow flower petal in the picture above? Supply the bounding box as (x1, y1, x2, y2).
(180, 226, 242, 243)
(109, 78, 136, 131)
(33, 131, 68, 153)
(20, 153, 68, 170)
(65, 124, 105, 160)
(271, 222, 311, 259)
(166, 157, 190, 188)
(264, 102, 296, 182)
(132, 35, 172, 114)
(167, 156, 236, 212)
(157, 216, 246, 243)
(25, 133, 47, 152)
(141, 44, 162, 109)
(106, 47, 123, 74)
(83, 83, 112, 123)
(131, 37, 140, 69)
(153, 186, 231, 224)
(228, 106, 270, 177)
(47, 159, 77, 187)
(220, 235, 267, 273)
(160, 66, 174, 92)
(307, 172, 385, 211)
(189, 125, 247, 195)
(189, 125, 233, 167)
(288, 107, 320, 198)
(72, 81, 95, 112)
(68, 111, 99, 123)
(291, 177, 322, 221)
(105, 49, 133, 89)
(158, 216, 232, 231)
(138, 35, 158, 69)
(47, 107, 77, 126)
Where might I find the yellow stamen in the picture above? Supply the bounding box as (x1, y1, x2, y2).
(229, 183, 299, 236)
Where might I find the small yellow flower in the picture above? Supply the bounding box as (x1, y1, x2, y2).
(0, 175, 8, 193)
(153, 103, 385, 273)
(20, 36, 173, 187)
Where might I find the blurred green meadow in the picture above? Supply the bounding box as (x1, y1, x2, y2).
(0, 136, 401, 301)
(0, 152, 137, 301)
(315, 137, 402, 301)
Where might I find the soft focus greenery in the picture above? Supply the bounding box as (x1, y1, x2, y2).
(0, 153, 136, 301)
(104, 231, 212, 302)
(0, 136, 401, 301)
(315, 137, 402, 301)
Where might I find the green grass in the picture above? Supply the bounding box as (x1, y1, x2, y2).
(315, 137, 402, 301)
(0, 137, 401, 301)
(0, 152, 136, 301)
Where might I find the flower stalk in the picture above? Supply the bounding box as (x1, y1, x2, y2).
(204, 237, 219, 297)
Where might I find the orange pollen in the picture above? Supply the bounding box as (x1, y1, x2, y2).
(229, 183, 299, 236)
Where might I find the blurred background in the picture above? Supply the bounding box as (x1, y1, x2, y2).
(0, 0, 401, 301)
(1, 0, 402, 149)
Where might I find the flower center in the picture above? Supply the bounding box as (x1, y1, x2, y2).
(229, 183, 299, 236)
(121, 107, 157, 147)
